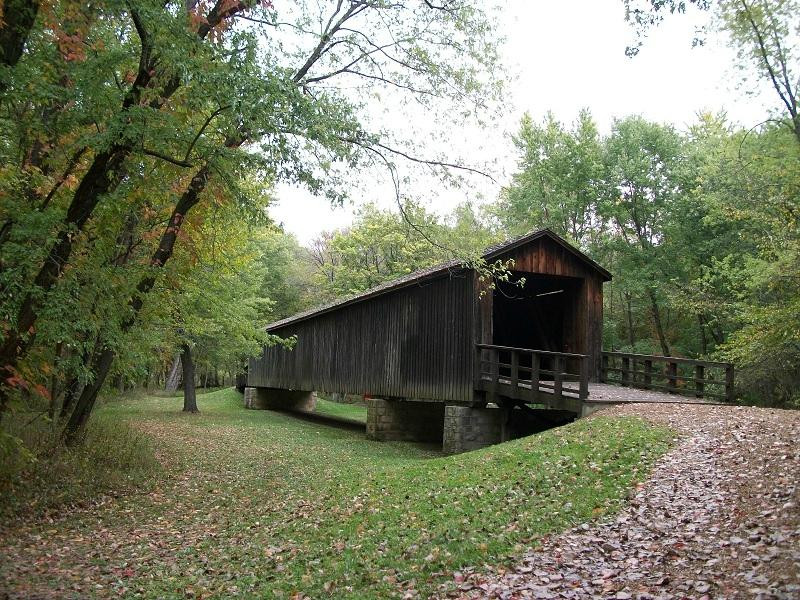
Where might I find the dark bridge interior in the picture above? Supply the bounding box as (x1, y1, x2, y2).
(492, 272, 583, 354)
(490, 272, 584, 437)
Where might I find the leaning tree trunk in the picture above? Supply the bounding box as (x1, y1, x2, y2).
(182, 344, 198, 413)
(648, 289, 671, 357)
(165, 354, 182, 392)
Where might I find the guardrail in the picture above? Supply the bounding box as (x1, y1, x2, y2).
(475, 344, 590, 403)
(600, 351, 734, 402)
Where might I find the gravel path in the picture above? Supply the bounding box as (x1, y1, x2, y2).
(448, 404, 800, 599)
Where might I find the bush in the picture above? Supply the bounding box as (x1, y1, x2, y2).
(0, 411, 161, 522)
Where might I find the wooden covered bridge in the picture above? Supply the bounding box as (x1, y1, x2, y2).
(245, 229, 733, 454)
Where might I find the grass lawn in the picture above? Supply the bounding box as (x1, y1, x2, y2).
(312, 397, 367, 423)
(0, 388, 672, 599)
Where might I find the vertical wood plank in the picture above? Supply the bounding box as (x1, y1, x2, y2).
(531, 353, 540, 402)
(579, 355, 589, 401)
(510, 350, 519, 395)
(695, 364, 705, 398)
(667, 361, 678, 394)
(553, 355, 563, 401)
(725, 365, 735, 403)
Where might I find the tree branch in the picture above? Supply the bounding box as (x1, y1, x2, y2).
(142, 147, 193, 168)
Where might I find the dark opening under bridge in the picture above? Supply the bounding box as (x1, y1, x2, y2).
(245, 229, 733, 454)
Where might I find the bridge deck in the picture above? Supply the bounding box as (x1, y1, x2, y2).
(583, 382, 722, 405)
(480, 378, 721, 407)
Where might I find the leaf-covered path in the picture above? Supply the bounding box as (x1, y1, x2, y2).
(452, 404, 800, 599)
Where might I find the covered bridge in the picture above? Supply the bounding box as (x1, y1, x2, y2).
(246, 229, 611, 453)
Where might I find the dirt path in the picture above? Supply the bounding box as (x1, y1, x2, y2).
(450, 404, 800, 599)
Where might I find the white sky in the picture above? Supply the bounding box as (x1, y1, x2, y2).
(268, 1, 772, 244)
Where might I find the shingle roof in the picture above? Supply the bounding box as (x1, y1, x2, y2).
(267, 228, 611, 331)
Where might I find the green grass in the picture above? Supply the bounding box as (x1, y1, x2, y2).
(313, 397, 367, 423)
(0, 388, 673, 599)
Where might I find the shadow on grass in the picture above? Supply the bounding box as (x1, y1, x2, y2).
(270, 408, 444, 454)
(274, 408, 367, 431)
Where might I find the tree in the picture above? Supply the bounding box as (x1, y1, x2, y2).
(491, 110, 603, 247)
(599, 116, 685, 357)
(623, 0, 800, 405)
(165, 216, 275, 413)
(0, 0, 504, 434)
(310, 202, 446, 298)
(623, 0, 799, 140)
(722, 0, 799, 140)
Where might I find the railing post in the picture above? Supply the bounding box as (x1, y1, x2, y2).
(644, 359, 652, 390)
(621, 356, 630, 387)
(490, 348, 499, 402)
(601, 353, 608, 383)
(510, 350, 519, 394)
(667, 361, 678, 394)
(531, 353, 540, 402)
(579, 355, 589, 402)
(725, 364, 735, 403)
(553, 355, 563, 400)
(695, 364, 705, 398)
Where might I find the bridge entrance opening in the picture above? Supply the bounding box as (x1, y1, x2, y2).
(492, 271, 583, 354)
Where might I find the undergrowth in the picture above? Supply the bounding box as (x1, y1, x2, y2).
(0, 409, 161, 523)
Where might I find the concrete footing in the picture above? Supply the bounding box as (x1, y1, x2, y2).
(366, 398, 445, 442)
(443, 405, 510, 454)
(243, 387, 316, 412)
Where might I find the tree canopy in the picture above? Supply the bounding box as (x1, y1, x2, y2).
(0, 0, 504, 435)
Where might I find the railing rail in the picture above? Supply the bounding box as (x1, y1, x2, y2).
(600, 351, 734, 402)
(475, 344, 590, 404)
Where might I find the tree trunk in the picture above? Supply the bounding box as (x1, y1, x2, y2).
(63, 347, 115, 445)
(0, 0, 40, 69)
(165, 354, 182, 392)
(624, 292, 635, 348)
(699, 314, 708, 355)
(182, 344, 198, 413)
(648, 289, 671, 356)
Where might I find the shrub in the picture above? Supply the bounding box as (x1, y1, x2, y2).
(0, 411, 161, 522)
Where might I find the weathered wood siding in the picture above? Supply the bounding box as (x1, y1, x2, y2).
(476, 236, 605, 381)
(249, 231, 609, 402)
(249, 271, 476, 402)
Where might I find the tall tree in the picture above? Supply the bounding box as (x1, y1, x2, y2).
(492, 110, 603, 247)
(599, 117, 685, 356)
(0, 0, 504, 432)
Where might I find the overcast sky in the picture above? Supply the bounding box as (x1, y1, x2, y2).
(269, 1, 771, 244)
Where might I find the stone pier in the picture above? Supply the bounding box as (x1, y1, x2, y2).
(243, 387, 316, 412)
(442, 405, 510, 454)
(366, 398, 445, 443)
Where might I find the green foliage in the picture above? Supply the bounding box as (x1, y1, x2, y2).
(492, 110, 603, 245)
(308, 201, 498, 300)
(0, 405, 161, 522)
(0, 0, 504, 426)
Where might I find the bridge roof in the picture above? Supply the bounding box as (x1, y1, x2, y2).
(267, 228, 611, 332)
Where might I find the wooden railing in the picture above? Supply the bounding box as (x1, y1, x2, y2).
(475, 344, 590, 404)
(601, 351, 734, 402)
